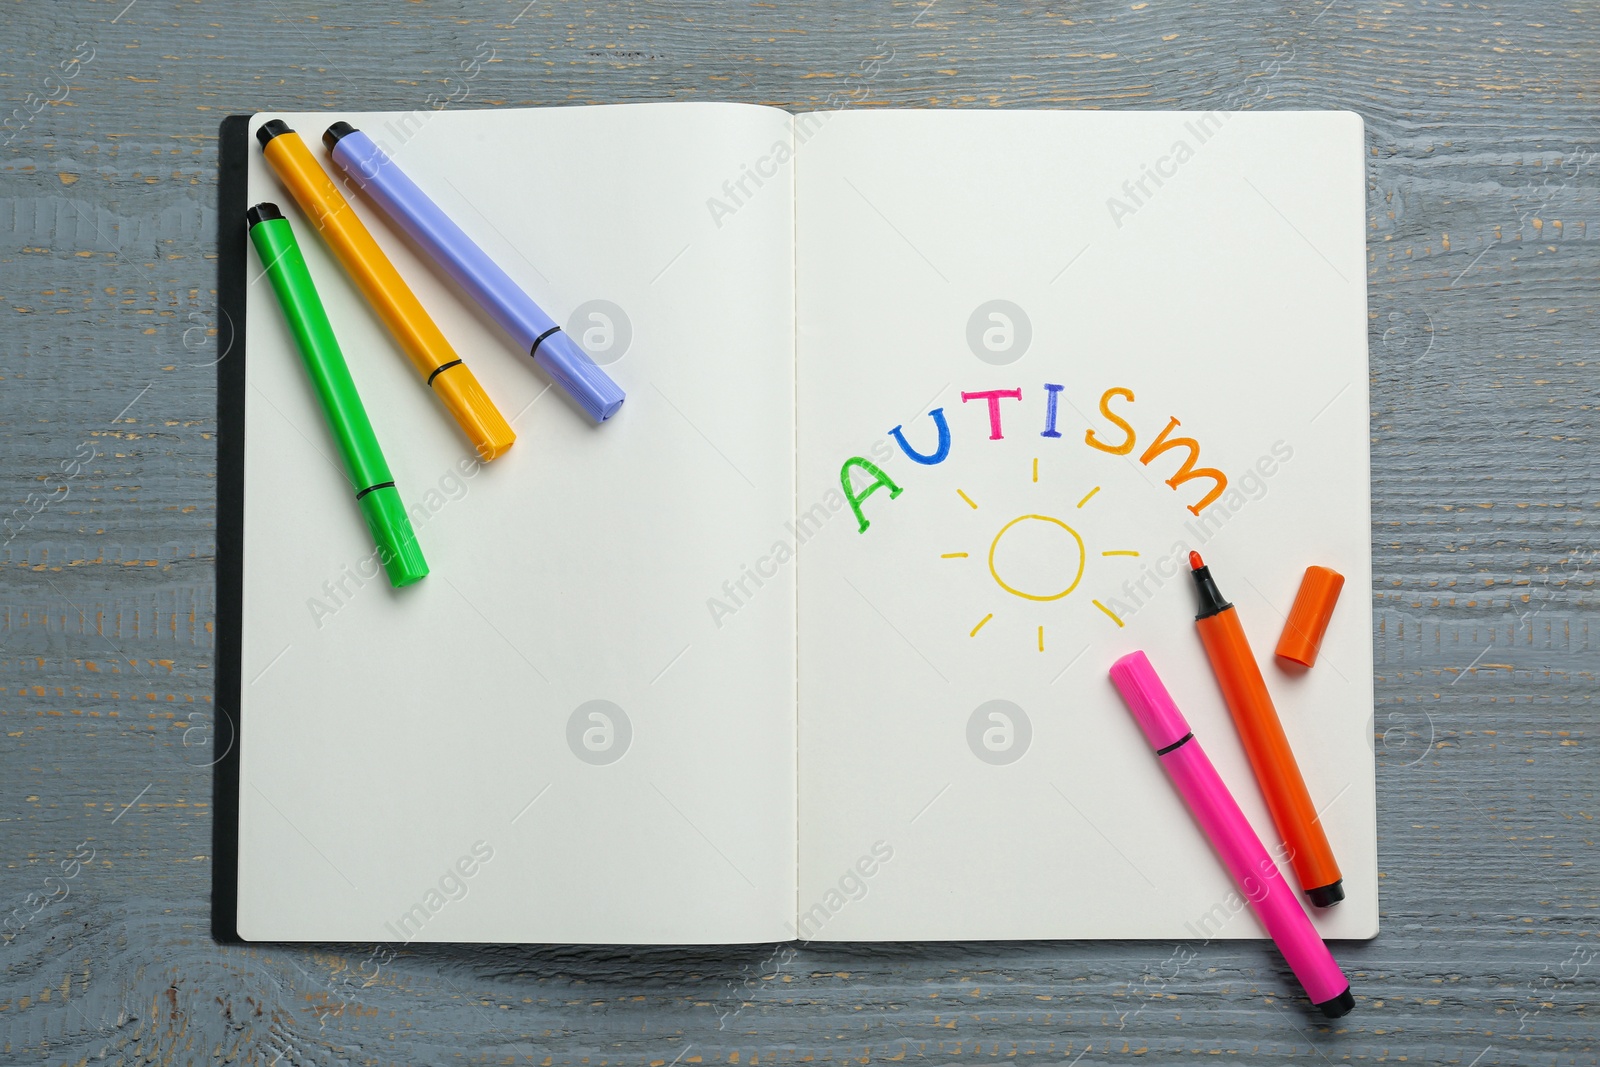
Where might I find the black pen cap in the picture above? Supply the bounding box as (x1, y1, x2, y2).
(323, 121, 358, 150)
(256, 118, 293, 147)
(245, 202, 285, 229)
(1316, 986, 1356, 1019)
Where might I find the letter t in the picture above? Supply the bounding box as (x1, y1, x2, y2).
(961, 389, 1023, 440)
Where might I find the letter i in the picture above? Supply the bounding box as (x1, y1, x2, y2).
(1040, 383, 1064, 439)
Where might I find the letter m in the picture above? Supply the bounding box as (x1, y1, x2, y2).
(1139, 417, 1226, 516)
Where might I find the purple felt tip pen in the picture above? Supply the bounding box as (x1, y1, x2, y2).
(322, 121, 625, 423)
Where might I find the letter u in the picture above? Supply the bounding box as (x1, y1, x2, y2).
(887, 407, 951, 465)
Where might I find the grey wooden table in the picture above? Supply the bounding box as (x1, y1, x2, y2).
(2, 1, 1595, 1063)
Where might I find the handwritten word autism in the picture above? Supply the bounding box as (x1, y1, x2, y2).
(841, 385, 1232, 533)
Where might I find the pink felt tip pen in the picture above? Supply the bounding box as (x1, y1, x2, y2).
(1109, 650, 1355, 1018)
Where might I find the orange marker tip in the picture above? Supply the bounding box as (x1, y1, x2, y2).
(1189, 550, 1204, 571)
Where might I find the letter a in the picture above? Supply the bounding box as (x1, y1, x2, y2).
(888, 407, 951, 465)
(840, 457, 903, 533)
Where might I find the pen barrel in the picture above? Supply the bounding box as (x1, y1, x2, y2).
(262, 131, 449, 380)
(330, 130, 557, 353)
(328, 128, 625, 423)
(248, 215, 428, 588)
(260, 129, 515, 459)
(249, 218, 392, 491)
(530, 328, 627, 423)
(1159, 740, 1351, 1008)
(1196, 608, 1342, 897)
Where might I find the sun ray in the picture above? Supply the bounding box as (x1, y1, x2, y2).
(941, 476, 1134, 639)
(1092, 599, 1125, 628)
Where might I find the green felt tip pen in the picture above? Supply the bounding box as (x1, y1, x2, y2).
(247, 201, 428, 587)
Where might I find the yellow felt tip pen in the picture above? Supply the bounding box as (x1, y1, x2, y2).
(256, 118, 515, 461)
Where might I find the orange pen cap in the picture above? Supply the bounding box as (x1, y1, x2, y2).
(1275, 566, 1346, 668)
(431, 362, 516, 462)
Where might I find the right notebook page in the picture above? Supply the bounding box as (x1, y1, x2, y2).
(793, 110, 1377, 941)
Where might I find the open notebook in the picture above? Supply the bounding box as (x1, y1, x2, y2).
(216, 104, 1377, 944)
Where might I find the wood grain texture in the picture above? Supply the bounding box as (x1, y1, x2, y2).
(1, 0, 1594, 1063)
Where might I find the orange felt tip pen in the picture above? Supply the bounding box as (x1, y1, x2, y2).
(256, 119, 514, 461)
(1187, 551, 1345, 908)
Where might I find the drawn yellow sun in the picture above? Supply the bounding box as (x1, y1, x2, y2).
(987, 514, 1086, 602)
(942, 459, 1139, 650)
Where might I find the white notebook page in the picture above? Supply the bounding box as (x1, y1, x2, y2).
(237, 103, 797, 944)
(794, 110, 1377, 941)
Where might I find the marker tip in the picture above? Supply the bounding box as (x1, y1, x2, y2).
(1189, 550, 1204, 571)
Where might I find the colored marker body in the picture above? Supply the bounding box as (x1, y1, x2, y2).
(1109, 650, 1354, 1019)
(255, 119, 515, 461)
(1189, 552, 1344, 907)
(323, 122, 625, 424)
(247, 203, 427, 587)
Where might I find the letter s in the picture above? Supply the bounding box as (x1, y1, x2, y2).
(472, 839, 494, 863)
(1085, 387, 1137, 455)
(870, 839, 893, 862)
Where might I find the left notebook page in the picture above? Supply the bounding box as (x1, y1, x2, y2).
(234, 103, 796, 943)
